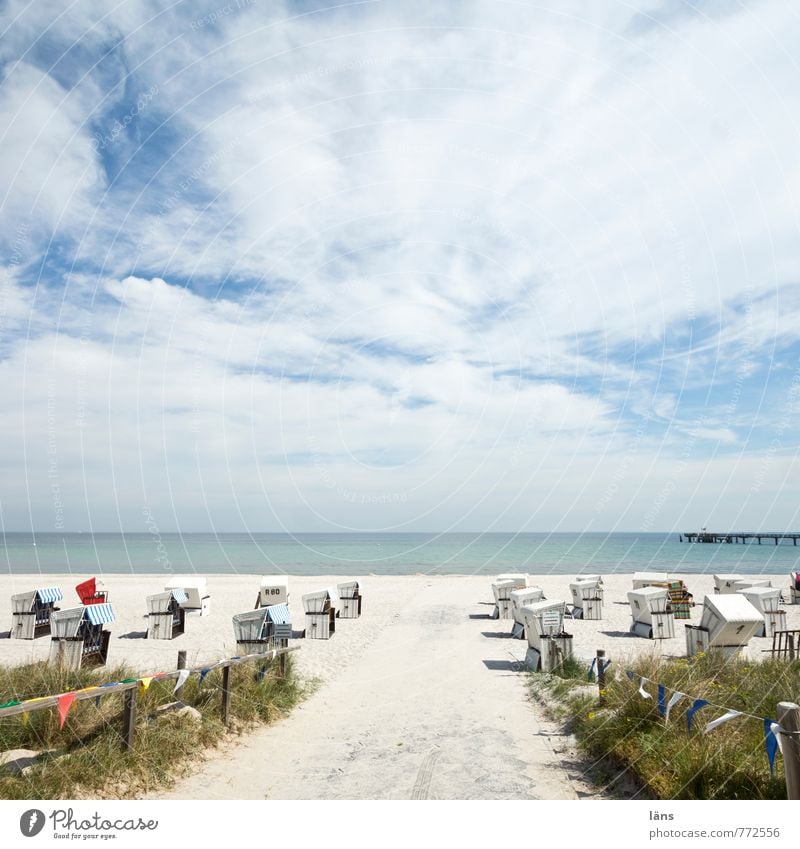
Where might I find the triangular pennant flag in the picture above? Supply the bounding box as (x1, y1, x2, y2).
(686, 699, 710, 733)
(257, 666, 267, 681)
(22, 711, 30, 726)
(704, 710, 742, 735)
(173, 669, 190, 695)
(57, 693, 77, 729)
(764, 718, 779, 776)
(0, 700, 21, 709)
(139, 677, 153, 693)
(657, 685, 666, 717)
(626, 670, 635, 681)
(587, 657, 597, 682)
(100, 682, 118, 688)
(199, 668, 211, 683)
(601, 659, 612, 673)
(770, 722, 786, 756)
(638, 677, 652, 700)
(121, 678, 137, 684)
(665, 691, 685, 723)
(614, 667, 622, 681)
(94, 696, 101, 708)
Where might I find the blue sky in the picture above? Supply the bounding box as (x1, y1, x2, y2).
(1, 0, 800, 533)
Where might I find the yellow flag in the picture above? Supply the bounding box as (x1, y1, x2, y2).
(139, 677, 153, 693)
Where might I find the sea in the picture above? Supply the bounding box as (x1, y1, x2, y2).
(2, 532, 799, 577)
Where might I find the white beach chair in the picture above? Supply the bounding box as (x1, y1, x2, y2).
(632, 571, 670, 589)
(146, 589, 187, 640)
(509, 587, 545, 638)
(737, 587, 785, 637)
(49, 604, 114, 669)
(233, 603, 291, 653)
(336, 580, 363, 619)
(256, 575, 289, 608)
(627, 586, 674, 639)
(713, 574, 745, 594)
(520, 600, 572, 671)
(732, 578, 772, 592)
(685, 594, 763, 657)
(491, 577, 526, 620)
(10, 587, 63, 639)
(302, 589, 336, 639)
(164, 576, 210, 616)
(569, 578, 603, 620)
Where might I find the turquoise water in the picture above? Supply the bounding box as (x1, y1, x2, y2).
(2, 533, 799, 577)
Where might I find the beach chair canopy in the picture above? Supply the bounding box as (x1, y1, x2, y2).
(265, 603, 291, 625)
(732, 578, 772, 592)
(497, 573, 528, 584)
(75, 578, 107, 604)
(36, 587, 63, 604)
(699, 594, 763, 646)
(11, 590, 37, 613)
(147, 589, 187, 613)
(713, 574, 745, 593)
(51, 606, 86, 639)
(84, 603, 115, 625)
(233, 608, 270, 641)
(737, 586, 782, 614)
(628, 587, 670, 621)
(337, 580, 360, 597)
(302, 589, 332, 613)
(164, 576, 208, 606)
(570, 579, 601, 603)
(632, 571, 670, 589)
(510, 587, 545, 611)
(492, 578, 525, 603)
(521, 600, 567, 636)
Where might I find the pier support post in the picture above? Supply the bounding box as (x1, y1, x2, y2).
(777, 702, 800, 800)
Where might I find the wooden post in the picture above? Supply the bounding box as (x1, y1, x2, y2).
(177, 650, 187, 670)
(777, 702, 800, 800)
(221, 664, 232, 726)
(596, 649, 606, 705)
(279, 650, 286, 678)
(121, 688, 137, 750)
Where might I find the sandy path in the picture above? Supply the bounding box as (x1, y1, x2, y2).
(151, 577, 595, 800)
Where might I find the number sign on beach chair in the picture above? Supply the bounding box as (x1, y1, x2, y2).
(49, 604, 114, 669)
(685, 594, 763, 658)
(11, 587, 63, 639)
(256, 576, 288, 609)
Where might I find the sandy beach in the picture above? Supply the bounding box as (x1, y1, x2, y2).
(2, 572, 797, 799)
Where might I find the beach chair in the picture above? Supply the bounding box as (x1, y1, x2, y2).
(791, 572, 800, 605)
(632, 571, 670, 589)
(302, 589, 336, 639)
(520, 600, 572, 671)
(627, 586, 674, 639)
(164, 576, 210, 616)
(569, 578, 603, 620)
(337, 580, 363, 619)
(146, 589, 187, 640)
(491, 577, 527, 620)
(10, 587, 63, 639)
(685, 594, 763, 658)
(233, 603, 292, 653)
(76, 577, 108, 606)
(737, 587, 786, 638)
(256, 576, 289, 609)
(49, 604, 114, 669)
(509, 587, 545, 638)
(732, 578, 772, 593)
(713, 574, 745, 594)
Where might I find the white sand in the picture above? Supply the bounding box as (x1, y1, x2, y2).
(2, 572, 797, 799)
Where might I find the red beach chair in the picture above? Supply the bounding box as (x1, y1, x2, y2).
(76, 578, 108, 606)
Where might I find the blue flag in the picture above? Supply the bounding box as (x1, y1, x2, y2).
(626, 670, 635, 682)
(602, 659, 612, 673)
(686, 699, 710, 733)
(657, 685, 666, 717)
(199, 668, 211, 683)
(587, 657, 597, 682)
(764, 718, 779, 776)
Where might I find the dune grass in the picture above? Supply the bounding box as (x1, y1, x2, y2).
(531, 652, 800, 800)
(0, 656, 305, 799)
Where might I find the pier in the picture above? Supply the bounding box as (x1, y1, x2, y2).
(681, 532, 800, 545)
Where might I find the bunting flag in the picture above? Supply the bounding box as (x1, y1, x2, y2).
(764, 719, 779, 776)
(173, 669, 190, 694)
(626, 670, 635, 682)
(587, 657, 597, 682)
(704, 710, 742, 735)
(139, 677, 153, 693)
(57, 693, 77, 729)
(199, 668, 211, 683)
(657, 685, 666, 717)
(638, 677, 652, 700)
(22, 712, 29, 726)
(0, 700, 21, 709)
(257, 665, 267, 681)
(686, 699, 710, 733)
(770, 722, 786, 756)
(665, 691, 685, 723)
(601, 659, 612, 674)
(94, 696, 101, 708)
(614, 666, 622, 682)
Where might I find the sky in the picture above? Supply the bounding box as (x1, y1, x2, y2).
(1, 0, 799, 534)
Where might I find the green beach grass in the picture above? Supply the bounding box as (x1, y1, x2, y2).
(0, 658, 305, 799)
(530, 652, 800, 799)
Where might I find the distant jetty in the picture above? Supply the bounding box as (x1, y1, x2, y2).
(681, 531, 800, 545)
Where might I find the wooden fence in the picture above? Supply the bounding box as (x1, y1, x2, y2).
(0, 645, 299, 749)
